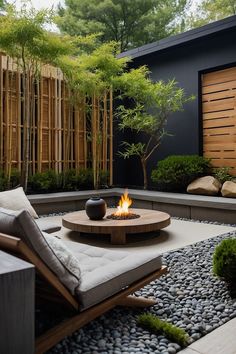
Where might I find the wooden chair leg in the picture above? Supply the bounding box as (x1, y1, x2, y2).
(117, 295, 157, 308)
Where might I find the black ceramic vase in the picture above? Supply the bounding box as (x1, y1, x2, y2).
(85, 197, 107, 220)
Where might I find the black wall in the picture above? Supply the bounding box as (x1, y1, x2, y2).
(113, 27, 236, 188)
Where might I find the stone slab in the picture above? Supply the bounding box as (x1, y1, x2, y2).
(179, 318, 236, 354)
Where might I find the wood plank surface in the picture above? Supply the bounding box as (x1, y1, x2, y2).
(62, 208, 170, 239)
(202, 66, 236, 175)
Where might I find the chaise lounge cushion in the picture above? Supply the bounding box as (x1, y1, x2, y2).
(0, 187, 38, 218)
(35, 218, 61, 234)
(0, 208, 80, 294)
(64, 240, 162, 310)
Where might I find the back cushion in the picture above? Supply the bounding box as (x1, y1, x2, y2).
(0, 208, 80, 294)
(0, 187, 38, 219)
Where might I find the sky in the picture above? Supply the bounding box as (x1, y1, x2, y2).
(8, 0, 64, 10)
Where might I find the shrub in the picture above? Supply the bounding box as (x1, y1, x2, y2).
(213, 238, 236, 286)
(137, 313, 190, 347)
(0, 169, 20, 191)
(151, 155, 211, 192)
(28, 170, 59, 193)
(213, 167, 233, 184)
(9, 169, 21, 188)
(62, 168, 109, 191)
(0, 170, 7, 191)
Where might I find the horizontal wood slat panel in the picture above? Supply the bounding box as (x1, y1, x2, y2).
(203, 110, 235, 120)
(202, 80, 236, 94)
(203, 127, 236, 136)
(202, 67, 236, 86)
(204, 143, 236, 151)
(202, 98, 235, 113)
(204, 151, 236, 159)
(203, 117, 235, 128)
(202, 66, 236, 175)
(202, 90, 235, 102)
(203, 135, 236, 144)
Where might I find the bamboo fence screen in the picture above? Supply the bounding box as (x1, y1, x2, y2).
(0, 53, 113, 185)
(202, 66, 236, 176)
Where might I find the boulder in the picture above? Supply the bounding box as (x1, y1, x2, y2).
(221, 181, 236, 198)
(187, 176, 221, 196)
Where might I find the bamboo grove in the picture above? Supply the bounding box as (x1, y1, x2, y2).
(0, 53, 113, 189)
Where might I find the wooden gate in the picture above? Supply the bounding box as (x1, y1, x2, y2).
(202, 66, 236, 175)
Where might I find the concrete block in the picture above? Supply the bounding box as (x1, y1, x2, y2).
(153, 202, 191, 218)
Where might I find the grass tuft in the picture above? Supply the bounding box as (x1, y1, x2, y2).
(137, 313, 190, 347)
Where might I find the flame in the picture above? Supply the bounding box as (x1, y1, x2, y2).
(114, 190, 132, 216)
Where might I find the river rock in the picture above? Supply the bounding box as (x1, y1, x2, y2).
(187, 176, 221, 195)
(221, 181, 236, 198)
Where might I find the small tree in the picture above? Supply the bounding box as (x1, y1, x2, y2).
(57, 41, 129, 189)
(115, 67, 194, 189)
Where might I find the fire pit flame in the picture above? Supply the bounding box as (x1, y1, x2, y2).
(107, 190, 140, 220)
(114, 190, 132, 216)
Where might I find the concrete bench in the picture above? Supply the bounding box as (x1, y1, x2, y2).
(28, 188, 236, 224)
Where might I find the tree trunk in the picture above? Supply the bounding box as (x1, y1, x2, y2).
(141, 157, 148, 190)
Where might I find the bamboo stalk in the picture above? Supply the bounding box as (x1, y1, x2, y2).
(54, 77, 58, 173)
(103, 92, 107, 171)
(83, 97, 87, 169)
(97, 96, 101, 188)
(109, 88, 113, 186)
(4, 57, 9, 177)
(58, 78, 62, 173)
(31, 73, 36, 175)
(74, 100, 79, 171)
(62, 81, 66, 173)
(0, 55, 3, 170)
(16, 70, 21, 171)
(7, 67, 13, 185)
(48, 76, 52, 170)
(38, 75, 43, 173)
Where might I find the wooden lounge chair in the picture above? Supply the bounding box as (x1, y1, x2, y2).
(0, 208, 167, 354)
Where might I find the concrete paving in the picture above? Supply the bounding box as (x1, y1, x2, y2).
(42, 215, 236, 354)
(178, 318, 236, 354)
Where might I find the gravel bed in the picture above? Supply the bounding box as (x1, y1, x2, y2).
(44, 229, 236, 354)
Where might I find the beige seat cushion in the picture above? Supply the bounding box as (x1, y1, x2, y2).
(0, 208, 80, 294)
(64, 240, 162, 310)
(0, 187, 38, 218)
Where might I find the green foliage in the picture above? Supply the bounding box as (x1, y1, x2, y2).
(0, 169, 20, 191)
(63, 168, 94, 190)
(0, 4, 73, 68)
(137, 313, 190, 347)
(183, 0, 236, 31)
(28, 170, 59, 193)
(151, 155, 211, 191)
(116, 73, 194, 189)
(0, 170, 7, 191)
(58, 41, 128, 97)
(213, 238, 236, 286)
(28, 168, 109, 193)
(0, 3, 74, 192)
(56, 0, 190, 52)
(212, 167, 233, 184)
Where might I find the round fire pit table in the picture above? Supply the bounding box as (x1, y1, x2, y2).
(62, 208, 170, 245)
